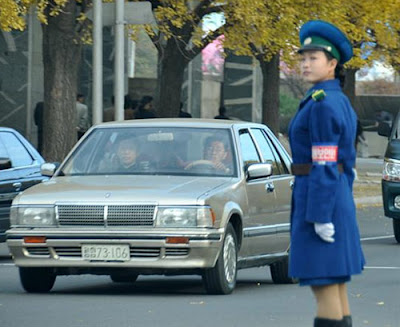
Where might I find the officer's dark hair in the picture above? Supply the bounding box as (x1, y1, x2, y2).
(323, 51, 346, 88)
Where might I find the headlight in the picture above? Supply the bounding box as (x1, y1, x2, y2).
(383, 161, 400, 181)
(156, 207, 215, 228)
(10, 206, 55, 226)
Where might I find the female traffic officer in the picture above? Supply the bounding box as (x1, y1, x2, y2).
(288, 20, 365, 327)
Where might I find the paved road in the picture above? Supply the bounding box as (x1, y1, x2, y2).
(0, 206, 398, 327)
(356, 157, 384, 174)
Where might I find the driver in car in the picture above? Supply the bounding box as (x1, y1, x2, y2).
(204, 137, 231, 172)
(184, 136, 232, 174)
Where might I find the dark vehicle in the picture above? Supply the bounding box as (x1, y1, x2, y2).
(378, 111, 400, 243)
(0, 127, 47, 242)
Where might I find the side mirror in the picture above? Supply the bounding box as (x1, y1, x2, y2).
(377, 122, 391, 137)
(247, 163, 273, 180)
(0, 158, 12, 170)
(40, 162, 60, 177)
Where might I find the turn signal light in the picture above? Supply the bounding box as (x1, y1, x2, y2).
(166, 237, 189, 244)
(210, 208, 216, 225)
(23, 236, 47, 244)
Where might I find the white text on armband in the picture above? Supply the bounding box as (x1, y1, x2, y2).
(312, 144, 338, 165)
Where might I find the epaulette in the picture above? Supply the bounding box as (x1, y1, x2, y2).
(311, 89, 326, 102)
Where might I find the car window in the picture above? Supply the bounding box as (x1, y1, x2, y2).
(250, 128, 283, 175)
(239, 129, 261, 167)
(0, 132, 33, 167)
(264, 129, 291, 174)
(0, 134, 8, 158)
(60, 127, 236, 177)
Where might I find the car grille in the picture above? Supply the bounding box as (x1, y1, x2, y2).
(57, 204, 156, 227)
(165, 248, 189, 256)
(26, 247, 50, 256)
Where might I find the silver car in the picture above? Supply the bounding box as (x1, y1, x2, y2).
(7, 119, 294, 294)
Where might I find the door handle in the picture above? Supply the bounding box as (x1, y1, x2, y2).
(13, 182, 22, 191)
(265, 182, 275, 193)
(289, 180, 294, 190)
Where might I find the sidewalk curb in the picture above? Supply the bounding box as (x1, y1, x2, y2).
(355, 196, 382, 208)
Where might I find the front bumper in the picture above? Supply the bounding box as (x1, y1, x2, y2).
(382, 180, 400, 219)
(6, 228, 223, 270)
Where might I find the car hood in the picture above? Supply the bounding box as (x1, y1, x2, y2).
(14, 175, 233, 205)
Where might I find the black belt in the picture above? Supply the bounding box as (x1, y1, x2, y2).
(291, 163, 344, 176)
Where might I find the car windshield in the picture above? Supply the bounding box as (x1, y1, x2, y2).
(60, 127, 236, 177)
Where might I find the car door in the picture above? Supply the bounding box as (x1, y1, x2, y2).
(238, 128, 281, 256)
(0, 131, 43, 241)
(251, 128, 293, 252)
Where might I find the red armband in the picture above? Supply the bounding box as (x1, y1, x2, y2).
(312, 144, 338, 165)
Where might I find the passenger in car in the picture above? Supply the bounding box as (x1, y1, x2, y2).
(98, 136, 141, 173)
(114, 138, 140, 172)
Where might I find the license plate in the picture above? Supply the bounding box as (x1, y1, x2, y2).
(82, 244, 130, 261)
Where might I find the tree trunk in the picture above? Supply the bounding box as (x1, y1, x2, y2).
(259, 53, 280, 135)
(42, 0, 81, 162)
(156, 38, 188, 118)
(343, 68, 357, 107)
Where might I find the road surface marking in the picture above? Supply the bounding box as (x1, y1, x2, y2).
(365, 266, 400, 270)
(361, 235, 394, 241)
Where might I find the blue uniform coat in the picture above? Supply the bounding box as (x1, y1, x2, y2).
(288, 79, 365, 279)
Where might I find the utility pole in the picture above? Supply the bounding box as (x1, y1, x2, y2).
(92, 0, 103, 125)
(88, 1, 155, 124)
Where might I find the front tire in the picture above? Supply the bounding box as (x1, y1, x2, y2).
(393, 219, 400, 243)
(203, 223, 238, 295)
(19, 267, 56, 293)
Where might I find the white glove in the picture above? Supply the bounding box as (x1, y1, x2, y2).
(314, 222, 335, 243)
(352, 168, 358, 181)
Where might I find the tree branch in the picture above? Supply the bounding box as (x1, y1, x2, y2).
(249, 42, 265, 62)
(187, 25, 224, 59)
(147, 30, 163, 53)
(192, 0, 224, 25)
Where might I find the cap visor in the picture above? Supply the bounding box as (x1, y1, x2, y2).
(297, 44, 327, 54)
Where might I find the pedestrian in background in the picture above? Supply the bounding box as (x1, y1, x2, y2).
(33, 101, 44, 154)
(178, 102, 192, 118)
(123, 95, 137, 120)
(214, 106, 230, 120)
(76, 94, 90, 139)
(103, 95, 115, 122)
(135, 96, 157, 119)
(288, 20, 365, 327)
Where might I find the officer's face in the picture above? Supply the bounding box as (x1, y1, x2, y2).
(300, 51, 337, 84)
